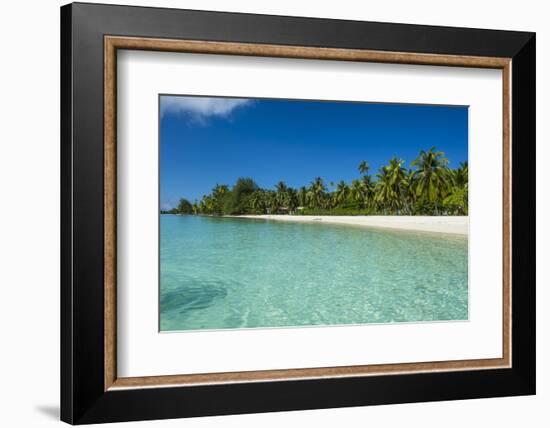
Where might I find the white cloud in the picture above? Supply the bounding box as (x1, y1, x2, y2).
(160, 96, 252, 120)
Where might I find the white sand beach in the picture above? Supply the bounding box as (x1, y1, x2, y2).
(230, 215, 468, 236)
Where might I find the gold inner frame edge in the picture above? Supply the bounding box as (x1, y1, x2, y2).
(104, 36, 512, 391)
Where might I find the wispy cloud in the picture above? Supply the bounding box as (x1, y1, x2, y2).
(160, 96, 252, 121)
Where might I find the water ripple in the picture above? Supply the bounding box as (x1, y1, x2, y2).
(160, 215, 468, 331)
(160, 280, 228, 316)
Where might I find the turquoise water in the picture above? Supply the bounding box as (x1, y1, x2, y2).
(160, 215, 468, 331)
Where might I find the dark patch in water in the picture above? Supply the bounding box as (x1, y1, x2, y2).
(161, 281, 228, 315)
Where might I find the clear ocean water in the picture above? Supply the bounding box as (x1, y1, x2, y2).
(160, 215, 468, 331)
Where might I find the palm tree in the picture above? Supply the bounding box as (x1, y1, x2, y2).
(386, 157, 407, 214)
(250, 190, 266, 214)
(184, 149, 467, 216)
(309, 177, 327, 208)
(298, 186, 308, 207)
(403, 168, 417, 214)
(275, 181, 288, 194)
(411, 147, 450, 214)
(358, 160, 370, 176)
(362, 175, 376, 209)
(375, 166, 400, 213)
(444, 161, 468, 214)
(266, 190, 278, 214)
(212, 184, 229, 195)
(335, 180, 350, 206)
(443, 187, 468, 214)
(387, 158, 406, 187)
(211, 184, 229, 214)
(350, 179, 366, 208)
(199, 194, 215, 214)
(274, 181, 289, 211)
(287, 188, 299, 213)
(451, 161, 468, 188)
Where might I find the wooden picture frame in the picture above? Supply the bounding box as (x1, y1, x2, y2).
(61, 2, 535, 424)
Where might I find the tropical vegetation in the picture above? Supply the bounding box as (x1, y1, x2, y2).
(164, 147, 468, 217)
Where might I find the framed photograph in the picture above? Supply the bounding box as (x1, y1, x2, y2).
(61, 2, 535, 424)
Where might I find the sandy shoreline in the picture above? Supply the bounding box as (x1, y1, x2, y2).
(227, 215, 468, 236)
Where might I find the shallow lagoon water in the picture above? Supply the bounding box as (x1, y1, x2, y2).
(160, 215, 468, 331)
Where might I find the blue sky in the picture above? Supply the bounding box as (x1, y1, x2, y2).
(160, 95, 468, 209)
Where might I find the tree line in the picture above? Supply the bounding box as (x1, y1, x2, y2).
(161, 147, 468, 217)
